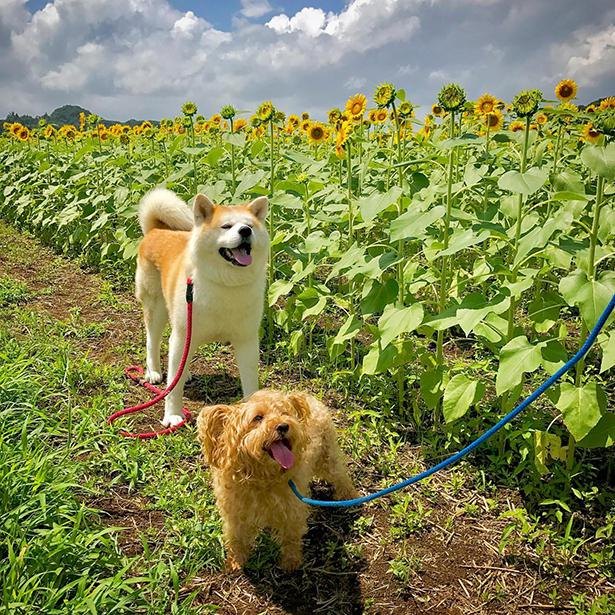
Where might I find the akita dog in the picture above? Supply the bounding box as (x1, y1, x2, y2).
(135, 188, 269, 426)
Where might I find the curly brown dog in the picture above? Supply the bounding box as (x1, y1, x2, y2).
(197, 389, 357, 571)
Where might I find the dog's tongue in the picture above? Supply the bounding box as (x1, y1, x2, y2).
(269, 440, 295, 470)
(231, 247, 252, 266)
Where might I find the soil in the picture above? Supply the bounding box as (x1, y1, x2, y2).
(1, 219, 611, 614)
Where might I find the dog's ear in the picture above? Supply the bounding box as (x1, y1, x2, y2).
(287, 393, 311, 422)
(246, 196, 268, 222)
(193, 194, 215, 226)
(197, 404, 232, 468)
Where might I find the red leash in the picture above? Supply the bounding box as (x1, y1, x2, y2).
(107, 278, 194, 439)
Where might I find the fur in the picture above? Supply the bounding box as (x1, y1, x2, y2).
(197, 389, 357, 571)
(135, 188, 269, 426)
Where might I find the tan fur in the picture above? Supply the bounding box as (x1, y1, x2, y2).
(135, 189, 269, 426)
(197, 390, 357, 571)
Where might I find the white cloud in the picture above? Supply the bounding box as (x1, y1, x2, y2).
(560, 24, 615, 85)
(0, 0, 613, 121)
(240, 0, 273, 19)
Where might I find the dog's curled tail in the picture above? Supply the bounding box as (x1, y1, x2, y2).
(138, 188, 194, 235)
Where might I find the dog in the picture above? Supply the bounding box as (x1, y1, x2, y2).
(196, 389, 357, 571)
(135, 188, 269, 426)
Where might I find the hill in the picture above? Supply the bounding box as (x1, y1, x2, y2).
(2, 105, 149, 128)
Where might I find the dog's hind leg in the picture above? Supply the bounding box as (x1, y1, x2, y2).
(143, 299, 167, 384)
(232, 336, 259, 398)
(319, 430, 358, 501)
(136, 262, 168, 384)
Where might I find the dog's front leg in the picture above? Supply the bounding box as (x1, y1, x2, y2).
(275, 506, 308, 572)
(162, 328, 194, 427)
(232, 336, 259, 398)
(223, 518, 259, 572)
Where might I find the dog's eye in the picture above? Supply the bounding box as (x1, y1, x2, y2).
(252, 415, 263, 423)
(221, 223, 233, 230)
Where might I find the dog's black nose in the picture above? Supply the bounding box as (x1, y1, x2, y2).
(277, 423, 289, 434)
(238, 225, 252, 238)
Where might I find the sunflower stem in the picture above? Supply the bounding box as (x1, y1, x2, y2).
(575, 174, 604, 386)
(230, 118, 236, 194)
(436, 110, 456, 368)
(506, 115, 532, 341)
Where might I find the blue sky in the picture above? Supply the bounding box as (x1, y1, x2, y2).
(4, 0, 615, 121)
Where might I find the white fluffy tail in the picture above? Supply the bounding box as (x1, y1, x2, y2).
(138, 188, 193, 235)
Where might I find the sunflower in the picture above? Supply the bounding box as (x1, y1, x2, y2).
(431, 104, 444, 117)
(581, 123, 601, 144)
(335, 144, 345, 159)
(301, 112, 310, 120)
(437, 83, 466, 112)
(79, 112, 86, 131)
(234, 118, 247, 132)
(599, 97, 615, 110)
(585, 104, 596, 114)
(257, 101, 275, 122)
(509, 120, 525, 132)
(345, 93, 367, 119)
(535, 112, 548, 126)
(59, 125, 77, 139)
(10, 122, 22, 137)
(335, 121, 351, 148)
(367, 109, 377, 123)
(182, 101, 197, 116)
(374, 82, 396, 108)
(211, 114, 222, 125)
(300, 119, 310, 132)
(481, 110, 502, 131)
(307, 122, 327, 144)
(398, 100, 414, 118)
(328, 108, 342, 125)
(375, 108, 388, 123)
(288, 114, 300, 128)
(511, 89, 543, 117)
(17, 126, 30, 141)
(555, 79, 577, 102)
(141, 120, 153, 129)
(220, 104, 236, 120)
(475, 93, 498, 116)
(43, 125, 56, 139)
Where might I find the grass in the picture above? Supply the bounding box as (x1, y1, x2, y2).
(0, 218, 614, 613)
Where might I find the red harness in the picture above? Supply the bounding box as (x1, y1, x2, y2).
(107, 278, 194, 438)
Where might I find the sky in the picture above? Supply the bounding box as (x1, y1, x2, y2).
(1, 0, 614, 122)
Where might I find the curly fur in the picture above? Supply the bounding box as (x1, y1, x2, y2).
(197, 389, 357, 571)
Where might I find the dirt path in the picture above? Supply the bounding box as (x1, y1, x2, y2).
(1, 219, 612, 615)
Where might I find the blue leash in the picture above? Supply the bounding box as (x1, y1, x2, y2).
(289, 293, 615, 508)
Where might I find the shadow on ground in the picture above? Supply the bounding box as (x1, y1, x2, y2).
(243, 484, 365, 615)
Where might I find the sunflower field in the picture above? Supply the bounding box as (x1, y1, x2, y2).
(1, 82, 614, 483)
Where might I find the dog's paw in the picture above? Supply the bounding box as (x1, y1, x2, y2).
(280, 552, 302, 572)
(161, 413, 185, 428)
(224, 555, 245, 573)
(144, 369, 163, 384)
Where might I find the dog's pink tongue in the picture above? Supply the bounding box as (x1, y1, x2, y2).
(270, 440, 295, 470)
(231, 248, 252, 266)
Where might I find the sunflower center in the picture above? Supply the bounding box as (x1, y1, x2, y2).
(486, 113, 499, 128)
(311, 127, 324, 139)
(559, 84, 573, 98)
(481, 102, 494, 113)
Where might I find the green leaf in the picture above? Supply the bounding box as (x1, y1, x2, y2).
(331, 314, 363, 348)
(362, 342, 398, 375)
(268, 279, 293, 306)
(496, 336, 544, 396)
(540, 340, 568, 376)
(528, 291, 564, 333)
(233, 170, 267, 198)
(437, 228, 490, 258)
(204, 145, 226, 166)
(360, 278, 398, 316)
(443, 375, 485, 423)
(559, 269, 615, 329)
(377, 303, 424, 348)
(580, 143, 615, 180)
(599, 331, 615, 373)
(497, 167, 548, 195)
(358, 186, 402, 223)
(556, 382, 606, 441)
(577, 413, 615, 448)
(389, 205, 446, 241)
(420, 367, 444, 410)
